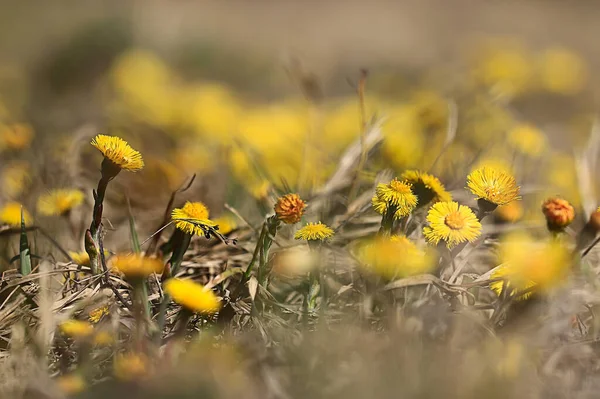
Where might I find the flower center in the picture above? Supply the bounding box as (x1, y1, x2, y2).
(484, 186, 500, 200)
(444, 212, 465, 230)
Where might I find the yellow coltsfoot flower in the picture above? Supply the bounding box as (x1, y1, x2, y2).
(274, 193, 306, 224)
(91, 134, 144, 172)
(295, 222, 334, 242)
(423, 201, 482, 248)
(164, 278, 221, 314)
(467, 166, 520, 211)
(110, 254, 163, 279)
(401, 170, 452, 205)
(37, 189, 84, 216)
(372, 178, 418, 219)
(171, 201, 218, 237)
(0, 202, 32, 226)
(59, 320, 94, 338)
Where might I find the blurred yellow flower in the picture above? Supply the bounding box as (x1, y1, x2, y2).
(185, 83, 241, 141)
(250, 180, 271, 200)
(467, 166, 520, 206)
(538, 47, 587, 95)
(37, 189, 84, 216)
(274, 193, 306, 224)
(495, 201, 523, 223)
(0, 202, 32, 226)
(114, 352, 149, 381)
(372, 179, 418, 219)
(56, 374, 86, 395)
(507, 124, 547, 157)
(295, 222, 334, 241)
(0, 123, 34, 151)
(59, 320, 93, 338)
(401, 170, 451, 205)
(69, 251, 90, 266)
(89, 305, 109, 323)
(359, 235, 435, 279)
(164, 278, 221, 314)
(91, 134, 144, 172)
(271, 247, 316, 277)
(110, 254, 163, 278)
(213, 215, 237, 235)
(490, 233, 571, 298)
(171, 201, 218, 236)
(93, 331, 114, 346)
(1, 161, 30, 198)
(381, 106, 425, 169)
(424, 201, 482, 248)
(321, 100, 360, 151)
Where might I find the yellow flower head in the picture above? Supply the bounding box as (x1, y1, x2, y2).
(490, 233, 571, 298)
(69, 251, 90, 266)
(495, 201, 524, 223)
(89, 306, 109, 323)
(372, 179, 418, 220)
(213, 215, 237, 235)
(171, 201, 218, 237)
(507, 124, 547, 157)
(91, 134, 144, 172)
(37, 189, 84, 216)
(423, 201, 482, 248)
(93, 331, 114, 346)
(56, 374, 86, 395)
(0, 123, 34, 151)
(274, 193, 306, 224)
(538, 47, 587, 95)
(1, 161, 30, 198)
(295, 222, 334, 241)
(114, 353, 149, 381)
(110, 254, 163, 278)
(164, 278, 221, 314)
(358, 235, 435, 279)
(401, 170, 452, 205)
(0, 202, 32, 226)
(467, 166, 520, 206)
(59, 320, 94, 338)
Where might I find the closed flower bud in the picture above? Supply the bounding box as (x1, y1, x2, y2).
(274, 194, 306, 224)
(542, 198, 575, 231)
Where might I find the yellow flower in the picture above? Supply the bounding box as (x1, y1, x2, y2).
(0, 202, 32, 226)
(274, 193, 306, 224)
(495, 201, 523, 223)
(490, 264, 536, 301)
(358, 235, 435, 279)
(69, 251, 90, 266)
(538, 47, 587, 95)
(507, 124, 547, 157)
(466, 166, 520, 206)
(0, 123, 34, 151)
(271, 247, 316, 277)
(490, 233, 571, 298)
(93, 331, 114, 346)
(185, 82, 241, 141)
(89, 306, 109, 323)
(1, 161, 30, 198)
(91, 134, 144, 172)
(423, 201, 482, 248)
(59, 320, 94, 338)
(401, 170, 452, 205)
(37, 189, 84, 216)
(171, 201, 218, 236)
(110, 254, 163, 278)
(56, 374, 86, 395)
(372, 179, 418, 219)
(295, 222, 334, 241)
(164, 278, 221, 314)
(213, 215, 237, 235)
(114, 353, 149, 381)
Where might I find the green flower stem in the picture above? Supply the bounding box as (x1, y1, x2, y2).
(378, 204, 397, 236)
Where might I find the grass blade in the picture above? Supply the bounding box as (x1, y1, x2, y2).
(19, 207, 31, 276)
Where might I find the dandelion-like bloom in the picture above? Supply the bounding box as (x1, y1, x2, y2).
(295, 222, 334, 241)
(508, 124, 547, 158)
(274, 193, 306, 224)
(110, 254, 163, 278)
(69, 251, 90, 266)
(56, 374, 86, 395)
(114, 353, 148, 381)
(372, 179, 418, 219)
(423, 201, 482, 248)
(89, 306, 109, 323)
(490, 233, 571, 298)
(359, 235, 435, 279)
(542, 197, 575, 231)
(401, 170, 452, 205)
(59, 320, 94, 338)
(1, 161, 30, 198)
(490, 264, 536, 301)
(171, 201, 218, 236)
(467, 166, 520, 208)
(164, 278, 221, 314)
(0, 202, 32, 226)
(91, 134, 144, 172)
(0, 123, 34, 151)
(37, 189, 84, 216)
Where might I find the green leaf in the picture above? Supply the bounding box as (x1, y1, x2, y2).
(19, 207, 31, 276)
(127, 198, 141, 254)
